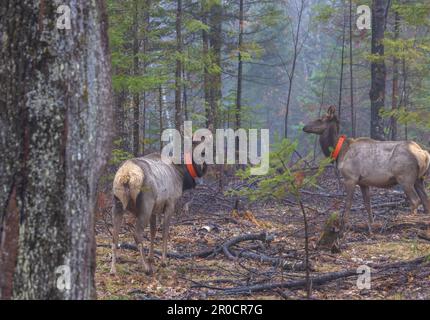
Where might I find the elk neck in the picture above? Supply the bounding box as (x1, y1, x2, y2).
(319, 121, 339, 158)
(319, 120, 349, 164)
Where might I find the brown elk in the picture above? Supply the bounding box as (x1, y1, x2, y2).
(303, 106, 430, 233)
(110, 152, 207, 275)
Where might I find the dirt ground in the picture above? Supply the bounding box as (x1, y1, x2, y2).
(95, 167, 430, 300)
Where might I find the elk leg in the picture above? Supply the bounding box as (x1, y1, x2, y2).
(161, 203, 174, 267)
(110, 198, 124, 275)
(414, 178, 430, 214)
(360, 185, 373, 234)
(401, 184, 420, 215)
(148, 213, 157, 264)
(134, 196, 154, 275)
(342, 181, 356, 231)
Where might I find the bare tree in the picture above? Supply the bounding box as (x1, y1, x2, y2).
(282, 0, 306, 138)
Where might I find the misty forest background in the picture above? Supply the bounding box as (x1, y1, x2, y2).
(108, 0, 430, 162)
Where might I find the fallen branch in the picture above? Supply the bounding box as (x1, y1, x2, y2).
(233, 250, 308, 271)
(212, 255, 430, 296)
(97, 243, 219, 259)
(222, 232, 275, 261)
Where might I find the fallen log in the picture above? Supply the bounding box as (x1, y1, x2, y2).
(97, 243, 219, 259)
(213, 255, 430, 296)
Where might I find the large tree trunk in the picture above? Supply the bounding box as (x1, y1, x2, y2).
(0, 0, 113, 299)
(370, 0, 387, 141)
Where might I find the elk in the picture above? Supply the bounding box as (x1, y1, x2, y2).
(303, 106, 430, 233)
(110, 152, 207, 274)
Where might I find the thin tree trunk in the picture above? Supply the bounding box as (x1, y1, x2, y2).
(0, 0, 113, 299)
(175, 0, 183, 132)
(202, 3, 212, 129)
(159, 86, 164, 152)
(349, 0, 355, 137)
(402, 57, 408, 140)
(370, 0, 387, 141)
(132, 0, 140, 156)
(141, 0, 151, 154)
(338, 2, 346, 123)
(209, 0, 223, 129)
(284, 0, 304, 138)
(390, 11, 400, 140)
(183, 67, 188, 121)
(235, 0, 244, 131)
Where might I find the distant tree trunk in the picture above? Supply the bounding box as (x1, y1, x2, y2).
(390, 11, 400, 140)
(349, 0, 355, 137)
(235, 0, 244, 130)
(201, 3, 213, 129)
(132, 0, 140, 156)
(175, 0, 183, 132)
(401, 57, 408, 140)
(0, 0, 113, 299)
(338, 2, 346, 123)
(159, 86, 164, 152)
(370, 0, 387, 141)
(209, 0, 223, 129)
(114, 90, 126, 147)
(141, 0, 151, 154)
(183, 67, 188, 120)
(284, 0, 304, 138)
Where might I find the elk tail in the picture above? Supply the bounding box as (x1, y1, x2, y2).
(113, 161, 144, 210)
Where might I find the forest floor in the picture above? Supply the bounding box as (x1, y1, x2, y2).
(95, 166, 430, 300)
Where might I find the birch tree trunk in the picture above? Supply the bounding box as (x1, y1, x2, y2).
(0, 0, 113, 299)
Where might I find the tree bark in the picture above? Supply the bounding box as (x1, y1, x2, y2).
(0, 0, 113, 299)
(370, 0, 387, 141)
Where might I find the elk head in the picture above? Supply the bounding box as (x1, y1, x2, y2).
(303, 105, 339, 135)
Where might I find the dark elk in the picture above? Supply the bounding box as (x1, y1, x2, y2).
(303, 106, 430, 233)
(110, 152, 207, 274)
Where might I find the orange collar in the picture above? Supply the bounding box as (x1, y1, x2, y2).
(331, 135, 346, 160)
(184, 153, 198, 179)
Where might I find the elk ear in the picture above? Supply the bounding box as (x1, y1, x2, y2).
(327, 105, 336, 119)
